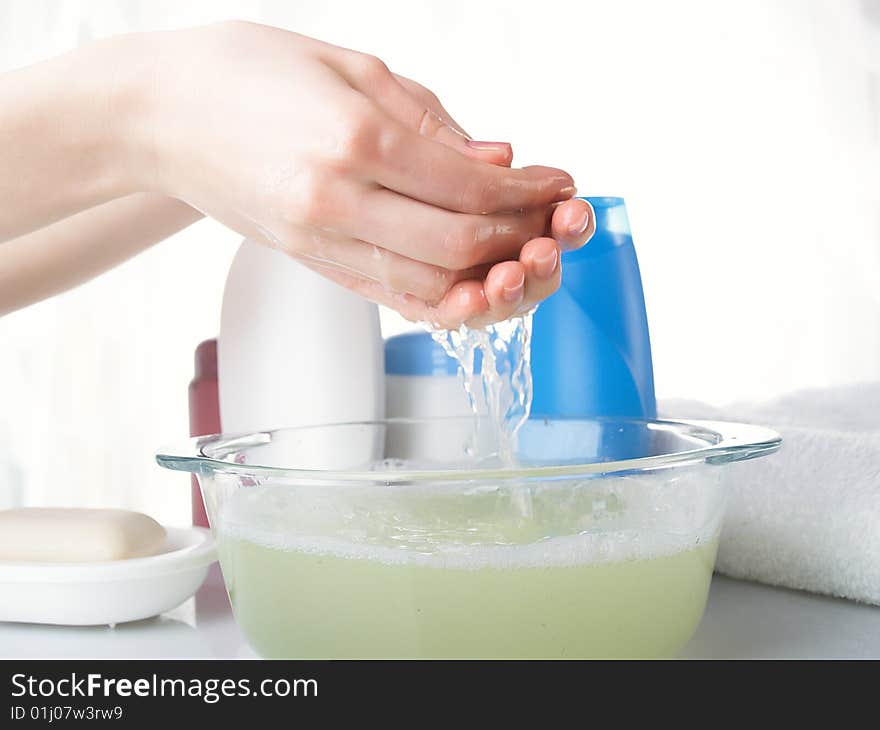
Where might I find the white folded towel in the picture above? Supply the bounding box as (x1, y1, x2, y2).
(662, 382, 880, 605)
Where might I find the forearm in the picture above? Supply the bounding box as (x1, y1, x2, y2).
(0, 194, 202, 316)
(0, 34, 152, 242)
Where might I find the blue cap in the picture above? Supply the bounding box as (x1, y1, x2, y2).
(563, 196, 632, 263)
(384, 331, 481, 376)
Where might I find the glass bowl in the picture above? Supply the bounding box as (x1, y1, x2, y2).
(157, 416, 780, 659)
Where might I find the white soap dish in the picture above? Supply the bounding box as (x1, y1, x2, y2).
(0, 526, 216, 626)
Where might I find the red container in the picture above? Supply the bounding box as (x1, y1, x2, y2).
(188, 338, 220, 528)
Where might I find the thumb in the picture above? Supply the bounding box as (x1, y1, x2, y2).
(328, 53, 515, 167)
(461, 139, 513, 167)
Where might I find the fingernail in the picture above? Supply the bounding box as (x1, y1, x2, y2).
(553, 185, 577, 203)
(533, 248, 559, 279)
(466, 140, 512, 154)
(502, 272, 525, 303)
(569, 204, 591, 236)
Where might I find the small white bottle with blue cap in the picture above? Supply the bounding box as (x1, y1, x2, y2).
(385, 331, 482, 419)
(385, 332, 486, 460)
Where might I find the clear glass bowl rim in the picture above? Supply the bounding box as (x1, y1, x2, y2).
(156, 416, 781, 484)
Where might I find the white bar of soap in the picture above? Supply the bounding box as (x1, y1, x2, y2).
(0, 508, 167, 562)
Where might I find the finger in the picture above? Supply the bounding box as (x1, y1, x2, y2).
(328, 53, 471, 149)
(390, 75, 513, 167)
(278, 227, 489, 304)
(295, 234, 557, 329)
(372, 125, 572, 214)
(331, 182, 550, 269)
(384, 89, 511, 167)
(461, 140, 514, 167)
(296, 177, 549, 269)
(466, 260, 527, 327)
(302, 259, 489, 329)
(391, 73, 470, 136)
(326, 52, 514, 167)
(334, 93, 572, 212)
(550, 198, 595, 251)
(518, 236, 562, 309)
(464, 237, 561, 327)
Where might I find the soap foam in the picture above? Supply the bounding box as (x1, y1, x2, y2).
(219, 521, 715, 570)
(217, 466, 723, 571)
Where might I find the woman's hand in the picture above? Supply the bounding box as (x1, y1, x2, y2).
(133, 21, 593, 327)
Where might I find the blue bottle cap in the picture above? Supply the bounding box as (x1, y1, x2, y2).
(584, 196, 631, 235)
(564, 196, 633, 263)
(384, 331, 481, 376)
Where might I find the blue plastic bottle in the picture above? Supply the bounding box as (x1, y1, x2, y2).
(530, 196, 656, 419)
(384, 196, 656, 429)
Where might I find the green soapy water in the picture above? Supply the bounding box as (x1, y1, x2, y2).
(215, 315, 720, 657)
(219, 531, 717, 659)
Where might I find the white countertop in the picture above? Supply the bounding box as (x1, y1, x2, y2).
(2, 566, 878, 659)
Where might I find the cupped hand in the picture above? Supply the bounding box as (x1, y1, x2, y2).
(137, 21, 593, 327)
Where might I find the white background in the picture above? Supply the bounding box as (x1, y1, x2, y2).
(0, 0, 878, 524)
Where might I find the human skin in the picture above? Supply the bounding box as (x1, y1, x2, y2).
(0, 21, 594, 327)
(0, 194, 202, 316)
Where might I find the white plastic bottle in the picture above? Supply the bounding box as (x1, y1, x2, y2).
(218, 240, 384, 468)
